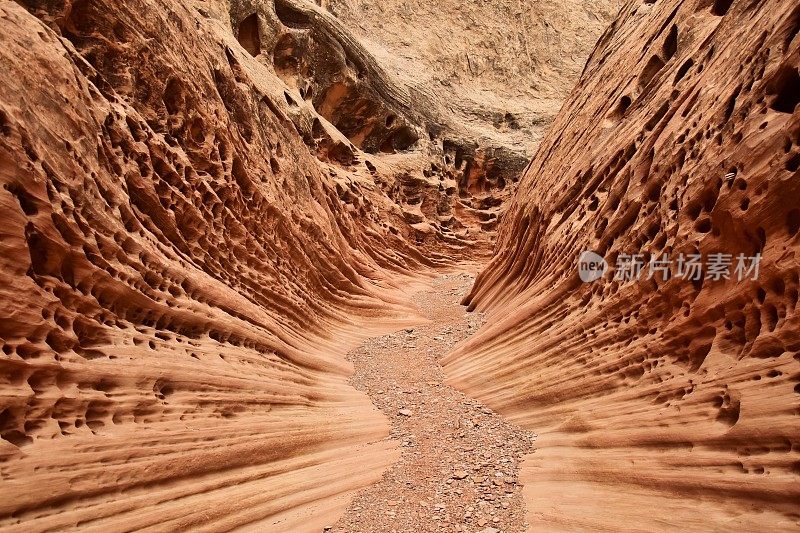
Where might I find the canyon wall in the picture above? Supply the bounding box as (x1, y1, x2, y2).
(0, 0, 410, 529)
(0, 0, 533, 528)
(445, 0, 800, 529)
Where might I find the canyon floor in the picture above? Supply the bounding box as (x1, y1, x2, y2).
(327, 267, 536, 533)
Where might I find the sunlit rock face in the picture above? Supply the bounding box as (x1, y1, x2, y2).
(445, 0, 800, 529)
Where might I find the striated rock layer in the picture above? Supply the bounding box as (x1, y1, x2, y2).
(0, 1, 410, 529)
(445, 0, 800, 529)
(0, 0, 627, 525)
(0, 0, 542, 528)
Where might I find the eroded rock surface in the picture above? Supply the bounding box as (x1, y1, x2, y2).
(445, 0, 800, 529)
(0, 1, 416, 529)
(0, 0, 554, 527)
(327, 0, 621, 153)
(0, 0, 625, 524)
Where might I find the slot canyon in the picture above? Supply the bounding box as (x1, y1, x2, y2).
(0, 0, 798, 531)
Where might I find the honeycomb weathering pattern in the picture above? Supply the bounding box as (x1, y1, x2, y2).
(445, 0, 800, 528)
(0, 0, 526, 528)
(1, 0, 798, 529)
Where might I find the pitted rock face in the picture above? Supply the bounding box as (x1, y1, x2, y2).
(0, 1, 420, 528)
(0, 0, 621, 525)
(445, 0, 800, 529)
(0, 0, 555, 527)
(224, 0, 535, 250)
(8, 0, 796, 529)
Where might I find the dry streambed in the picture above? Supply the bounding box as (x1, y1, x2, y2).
(332, 271, 537, 533)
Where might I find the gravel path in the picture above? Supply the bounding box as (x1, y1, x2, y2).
(332, 271, 536, 533)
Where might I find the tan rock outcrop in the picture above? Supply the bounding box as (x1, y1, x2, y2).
(327, 0, 621, 153)
(445, 0, 800, 529)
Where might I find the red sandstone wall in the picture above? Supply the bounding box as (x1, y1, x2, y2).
(445, 0, 800, 529)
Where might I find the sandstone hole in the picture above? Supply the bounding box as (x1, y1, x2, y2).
(380, 125, 419, 153)
(786, 153, 800, 172)
(8, 184, 38, 216)
(274, 33, 300, 80)
(610, 95, 632, 121)
(311, 117, 324, 139)
(0, 109, 10, 136)
(712, 0, 735, 16)
(663, 25, 678, 60)
(768, 66, 800, 114)
(674, 58, 693, 83)
(163, 78, 183, 115)
(723, 85, 741, 122)
(695, 218, 712, 233)
(639, 55, 665, 90)
(757, 226, 767, 252)
(645, 101, 669, 131)
(274, 0, 313, 29)
(788, 209, 800, 236)
(237, 14, 261, 56)
(786, 14, 800, 51)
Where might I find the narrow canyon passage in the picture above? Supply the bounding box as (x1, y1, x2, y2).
(2, 0, 799, 530)
(332, 268, 536, 533)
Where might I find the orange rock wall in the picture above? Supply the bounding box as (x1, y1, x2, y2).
(0, 0, 443, 529)
(445, 0, 800, 529)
